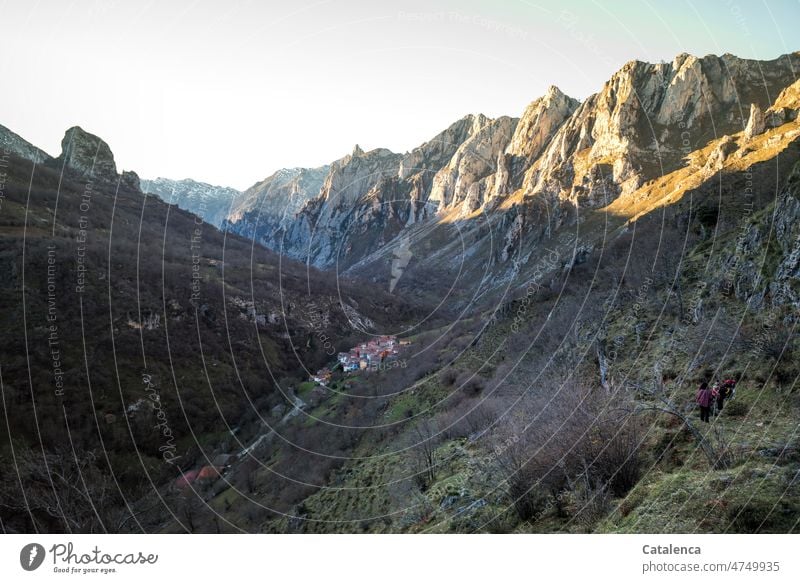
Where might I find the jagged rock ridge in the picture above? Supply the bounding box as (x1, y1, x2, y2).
(141, 177, 242, 228)
(130, 52, 800, 279)
(0, 124, 51, 164)
(223, 166, 328, 246)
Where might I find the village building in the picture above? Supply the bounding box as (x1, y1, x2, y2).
(312, 368, 332, 384)
(324, 336, 409, 379)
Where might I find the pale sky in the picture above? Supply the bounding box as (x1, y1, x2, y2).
(1, 0, 798, 189)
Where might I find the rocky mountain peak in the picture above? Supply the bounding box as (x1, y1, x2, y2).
(469, 113, 490, 134)
(670, 52, 697, 72)
(506, 86, 579, 178)
(58, 126, 118, 182)
(398, 114, 491, 180)
(142, 177, 243, 227)
(352, 144, 364, 157)
(544, 84, 568, 100)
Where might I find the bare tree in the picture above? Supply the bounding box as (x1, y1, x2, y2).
(411, 419, 439, 490)
(490, 384, 645, 525)
(0, 445, 127, 533)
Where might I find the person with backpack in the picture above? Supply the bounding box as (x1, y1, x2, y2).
(719, 377, 737, 411)
(696, 380, 712, 423)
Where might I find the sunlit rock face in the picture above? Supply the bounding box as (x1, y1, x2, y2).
(221, 52, 800, 272)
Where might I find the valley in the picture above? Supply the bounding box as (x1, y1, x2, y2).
(1, 50, 800, 534)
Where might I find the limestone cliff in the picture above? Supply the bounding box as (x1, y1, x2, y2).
(221, 51, 800, 277)
(223, 166, 328, 249)
(428, 115, 518, 214)
(522, 52, 800, 208)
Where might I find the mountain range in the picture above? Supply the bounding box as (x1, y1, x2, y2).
(143, 53, 800, 296)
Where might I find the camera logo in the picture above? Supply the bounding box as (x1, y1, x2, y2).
(20, 543, 46, 571)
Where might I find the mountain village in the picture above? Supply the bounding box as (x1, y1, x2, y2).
(310, 335, 411, 384)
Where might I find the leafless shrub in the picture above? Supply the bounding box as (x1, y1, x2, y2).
(456, 371, 486, 397)
(436, 397, 499, 441)
(0, 445, 128, 533)
(565, 472, 612, 531)
(490, 386, 644, 523)
(439, 367, 459, 387)
(410, 419, 440, 491)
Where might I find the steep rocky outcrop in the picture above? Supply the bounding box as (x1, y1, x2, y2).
(399, 114, 492, 222)
(505, 86, 579, 187)
(767, 78, 800, 127)
(702, 135, 739, 175)
(141, 177, 242, 227)
(0, 124, 51, 164)
(744, 103, 766, 140)
(49, 126, 145, 192)
(770, 163, 800, 310)
(121, 170, 141, 192)
(56, 126, 118, 182)
(399, 115, 487, 181)
(428, 115, 518, 213)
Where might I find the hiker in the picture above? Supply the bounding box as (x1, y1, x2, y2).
(696, 381, 712, 423)
(719, 377, 737, 411)
(710, 382, 721, 415)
